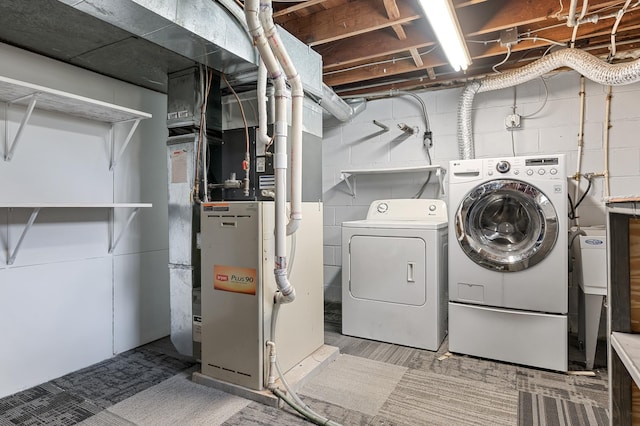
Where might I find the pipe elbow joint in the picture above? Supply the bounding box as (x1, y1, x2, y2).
(274, 269, 295, 304)
(286, 218, 301, 236)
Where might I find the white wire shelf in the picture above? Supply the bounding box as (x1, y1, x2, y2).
(0, 75, 151, 167)
(1, 203, 152, 265)
(340, 165, 446, 197)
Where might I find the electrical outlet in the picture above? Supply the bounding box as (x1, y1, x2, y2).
(505, 114, 521, 130)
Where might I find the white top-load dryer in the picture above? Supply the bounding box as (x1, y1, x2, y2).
(341, 199, 448, 351)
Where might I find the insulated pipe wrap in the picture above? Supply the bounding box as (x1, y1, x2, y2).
(457, 48, 640, 159)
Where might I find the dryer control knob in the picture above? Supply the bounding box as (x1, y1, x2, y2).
(526, 169, 534, 176)
(496, 161, 511, 173)
(429, 204, 436, 212)
(376, 202, 389, 213)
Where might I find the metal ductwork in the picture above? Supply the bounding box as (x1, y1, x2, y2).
(0, 1, 357, 121)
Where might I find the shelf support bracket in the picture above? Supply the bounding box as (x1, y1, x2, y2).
(7, 207, 40, 265)
(341, 173, 356, 197)
(436, 168, 446, 196)
(109, 207, 141, 253)
(110, 118, 142, 170)
(5, 93, 39, 161)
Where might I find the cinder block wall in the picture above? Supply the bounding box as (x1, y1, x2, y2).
(322, 71, 639, 335)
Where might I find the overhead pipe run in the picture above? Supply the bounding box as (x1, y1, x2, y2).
(457, 48, 640, 159)
(244, 0, 295, 305)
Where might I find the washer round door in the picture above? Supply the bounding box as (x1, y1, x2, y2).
(455, 179, 559, 272)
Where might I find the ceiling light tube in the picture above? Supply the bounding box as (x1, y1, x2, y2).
(418, 0, 471, 72)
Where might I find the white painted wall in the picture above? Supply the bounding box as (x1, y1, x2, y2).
(0, 43, 169, 398)
(323, 70, 640, 304)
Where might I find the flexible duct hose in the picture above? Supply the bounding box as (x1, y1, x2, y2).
(458, 48, 640, 159)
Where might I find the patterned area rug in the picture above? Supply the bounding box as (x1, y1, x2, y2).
(516, 368, 609, 425)
(0, 346, 194, 425)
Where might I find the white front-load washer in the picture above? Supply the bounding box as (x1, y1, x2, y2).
(342, 199, 448, 351)
(448, 155, 568, 371)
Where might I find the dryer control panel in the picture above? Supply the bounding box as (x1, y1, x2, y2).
(366, 199, 448, 222)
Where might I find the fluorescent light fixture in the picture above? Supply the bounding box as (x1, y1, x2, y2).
(418, 0, 471, 72)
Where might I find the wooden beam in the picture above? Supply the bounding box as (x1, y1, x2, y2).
(410, 48, 424, 66)
(459, 0, 622, 37)
(470, 8, 640, 60)
(324, 55, 447, 87)
(383, 0, 401, 20)
(318, 24, 435, 70)
(278, 0, 421, 46)
(384, 0, 406, 40)
(392, 24, 407, 40)
(273, 0, 329, 18)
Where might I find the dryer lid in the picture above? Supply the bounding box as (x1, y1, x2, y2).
(455, 179, 559, 272)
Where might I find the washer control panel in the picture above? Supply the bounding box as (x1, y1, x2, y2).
(485, 156, 563, 179)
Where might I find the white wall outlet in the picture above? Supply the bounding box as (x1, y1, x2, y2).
(505, 114, 521, 130)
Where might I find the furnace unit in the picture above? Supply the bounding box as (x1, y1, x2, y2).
(199, 201, 324, 390)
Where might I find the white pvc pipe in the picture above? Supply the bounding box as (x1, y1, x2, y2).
(574, 76, 586, 226)
(567, 0, 579, 27)
(257, 59, 271, 146)
(245, 0, 295, 304)
(604, 86, 612, 197)
(260, 0, 303, 236)
(570, 0, 589, 48)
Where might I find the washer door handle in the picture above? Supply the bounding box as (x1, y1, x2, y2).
(407, 262, 415, 283)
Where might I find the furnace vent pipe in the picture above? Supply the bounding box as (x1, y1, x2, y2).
(260, 1, 303, 236)
(245, 0, 295, 304)
(257, 60, 271, 146)
(458, 48, 640, 159)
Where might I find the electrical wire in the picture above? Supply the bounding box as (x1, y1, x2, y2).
(609, 0, 633, 60)
(193, 66, 214, 203)
(492, 44, 512, 74)
(221, 73, 250, 179)
(517, 36, 567, 47)
(466, 38, 501, 44)
(521, 77, 549, 118)
(323, 45, 438, 75)
(413, 147, 433, 198)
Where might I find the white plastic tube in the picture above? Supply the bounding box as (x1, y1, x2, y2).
(245, 0, 295, 304)
(458, 48, 640, 159)
(260, 0, 303, 236)
(604, 86, 612, 197)
(574, 76, 586, 226)
(257, 59, 271, 146)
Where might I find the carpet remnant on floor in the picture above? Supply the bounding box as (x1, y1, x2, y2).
(89, 371, 251, 426)
(518, 391, 609, 426)
(0, 382, 102, 426)
(375, 368, 518, 426)
(299, 354, 407, 417)
(52, 347, 195, 408)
